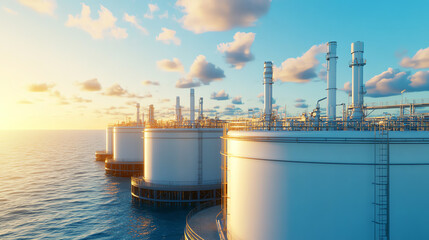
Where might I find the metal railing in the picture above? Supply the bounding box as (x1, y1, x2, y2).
(184, 200, 220, 240)
(145, 119, 224, 129)
(132, 177, 221, 190)
(224, 118, 429, 132)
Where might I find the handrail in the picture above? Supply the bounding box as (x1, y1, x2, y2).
(131, 177, 221, 190)
(184, 200, 220, 240)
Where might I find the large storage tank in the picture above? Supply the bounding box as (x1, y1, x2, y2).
(223, 130, 429, 240)
(131, 127, 222, 205)
(105, 126, 144, 177)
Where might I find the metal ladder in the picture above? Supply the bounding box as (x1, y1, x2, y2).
(373, 130, 390, 240)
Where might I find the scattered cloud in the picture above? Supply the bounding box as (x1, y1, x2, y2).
(156, 28, 181, 45)
(123, 13, 148, 35)
(159, 11, 168, 19)
(3, 7, 18, 15)
(342, 68, 429, 98)
(77, 78, 101, 91)
(211, 89, 229, 100)
(295, 98, 306, 103)
(17, 0, 56, 16)
(232, 96, 243, 104)
(257, 93, 276, 104)
(295, 103, 309, 108)
(27, 83, 55, 92)
(17, 100, 32, 104)
(176, 0, 271, 33)
(217, 32, 255, 69)
(72, 96, 92, 103)
(142, 80, 160, 86)
(144, 4, 159, 19)
(274, 44, 326, 83)
(175, 77, 201, 88)
(189, 55, 225, 85)
(222, 104, 244, 116)
(256, 92, 264, 98)
(160, 98, 170, 103)
(66, 4, 127, 39)
(103, 83, 151, 98)
(157, 58, 184, 72)
(400, 47, 429, 69)
(213, 105, 220, 109)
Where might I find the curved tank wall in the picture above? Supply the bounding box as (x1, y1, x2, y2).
(144, 128, 222, 185)
(225, 130, 429, 240)
(113, 126, 144, 162)
(106, 126, 113, 154)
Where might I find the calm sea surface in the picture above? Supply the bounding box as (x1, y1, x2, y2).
(0, 130, 189, 240)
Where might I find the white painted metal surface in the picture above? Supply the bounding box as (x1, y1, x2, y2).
(190, 89, 195, 125)
(226, 130, 429, 240)
(144, 128, 222, 184)
(105, 126, 114, 154)
(176, 96, 181, 122)
(327, 41, 338, 121)
(351, 41, 365, 120)
(263, 61, 273, 122)
(113, 126, 144, 162)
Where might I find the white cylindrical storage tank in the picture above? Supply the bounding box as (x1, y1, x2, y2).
(144, 128, 222, 184)
(105, 126, 114, 154)
(225, 130, 429, 240)
(113, 126, 144, 162)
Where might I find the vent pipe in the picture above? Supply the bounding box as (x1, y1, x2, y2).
(326, 41, 338, 121)
(176, 96, 181, 122)
(190, 88, 195, 126)
(136, 103, 140, 126)
(350, 41, 366, 120)
(263, 61, 273, 122)
(199, 97, 203, 120)
(148, 104, 154, 125)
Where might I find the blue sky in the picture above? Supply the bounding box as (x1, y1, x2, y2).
(1, 0, 428, 129)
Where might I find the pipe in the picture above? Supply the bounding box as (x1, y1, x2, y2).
(149, 104, 154, 124)
(264, 61, 273, 122)
(190, 88, 195, 126)
(326, 41, 338, 121)
(199, 97, 203, 120)
(136, 103, 140, 126)
(176, 96, 181, 122)
(350, 41, 366, 120)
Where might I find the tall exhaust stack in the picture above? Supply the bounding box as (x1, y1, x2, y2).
(264, 61, 273, 122)
(136, 103, 140, 126)
(190, 88, 195, 126)
(176, 96, 181, 122)
(199, 97, 203, 120)
(148, 104, 154, 125)
(326, 41, 338, 121)
(350, 41, 366, 120)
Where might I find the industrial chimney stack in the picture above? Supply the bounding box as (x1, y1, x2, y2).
(350, 41, 366, 120)
(263, 61, 273, 122)
(326, 41, 338, 121)
(176, 96, 181, 122)
(136, 103, 140, 126)
(148, 104, 154, 125)
(190, 88, 195, 126)
(199, 97, 203, 120)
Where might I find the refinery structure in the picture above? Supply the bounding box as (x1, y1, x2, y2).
(94, 41, 429, 240)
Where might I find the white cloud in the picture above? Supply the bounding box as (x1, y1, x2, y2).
(232, 96, 243, 104)
(295, 103, 309, 109)
(156, 28, 181, 45)
(342, 68, 429, 98)
(123, 13, 148, 35)
(188, 55, 225, 85)
(27, 83, 55, 92)
(159, 11, 168, 19)
(217, 32, 255, 69)
(66, 4, 127, 40)
(144, 4, 159, 19)
(175, 78, 201, 88)
(157, 58, 184, 72)
(77, 78, 101, 91)
(274, 44, 326, 83)
(400, 47, 429, 69)
(17, 0, 56, 16)
(103, 83, 150, 99)
(211, 89, 229, 100)
(142, 80, 160, 86)
(295, 98, 306, 103)
(3, 7, 18, 15)
(176, 0, 271, 33)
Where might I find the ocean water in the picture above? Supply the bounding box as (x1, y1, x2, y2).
(0, 130, 189, 240)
